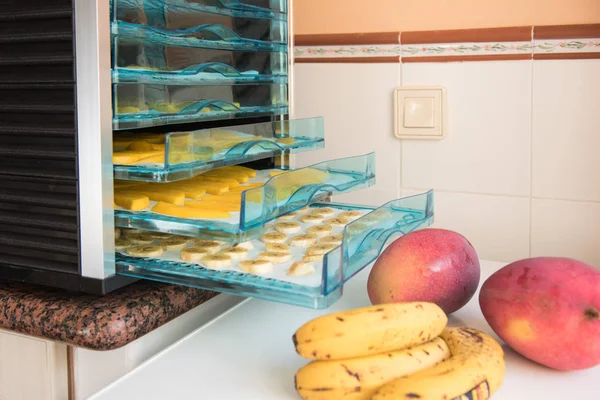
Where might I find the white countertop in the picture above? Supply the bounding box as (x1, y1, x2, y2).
(92, 261, 600, 400)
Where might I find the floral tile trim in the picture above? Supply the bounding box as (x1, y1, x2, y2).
(401, 41, 533, 57)
(295, 45, 401, 58)
(534, 39, 600, 54)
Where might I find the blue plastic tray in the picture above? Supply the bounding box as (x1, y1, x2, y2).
(113, 117, 325, 182)
(115, 191, 434, 308)
(114, 153, 377, 242)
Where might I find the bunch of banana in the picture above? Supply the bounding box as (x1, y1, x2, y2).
(292, 303, 505, 400)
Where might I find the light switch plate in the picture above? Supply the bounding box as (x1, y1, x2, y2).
(394, 86, 447, 140)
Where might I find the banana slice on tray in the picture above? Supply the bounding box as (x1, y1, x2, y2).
(201, 254, 232, 269)
(310, 207, 336, 217)
(325, 217, 350, 227)
(115, 238, 133, 251)
(287, 261, 315, 277)
(121, 229, 144, 237)
(239, 260, 273, 275)
(289, 234, 318, 248)
(300, 214, 324, 224)
(277, 212, 298, 221)
(303, 254, 324, 262)
(220, 247, 249, 261)
(115, 228, 121, 240)
(320, 234, 343, 246)
(306, 243, 338, 256)
(160, 237, 188, 251)
(274, 222, 302, 234)
(128, 233, 155, 245)
(265, 243, 291, 254)
(180, 247, 211, 263)
(146, 232, 174, 240)
(260, 232, 288, 244)
(307, 224, 333, 238)
(257, 252, 293, 265)
(126, 245, 164, 258)
(233, 241, 255, 250)
(297, 206, 310, 213)
(192, 240, 222, 254)
(337, 210, 363, 221)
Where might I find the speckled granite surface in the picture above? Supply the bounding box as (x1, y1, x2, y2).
(0, 280, 219, 350)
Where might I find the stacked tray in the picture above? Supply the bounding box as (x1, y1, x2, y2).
(111, 0, 289, 130)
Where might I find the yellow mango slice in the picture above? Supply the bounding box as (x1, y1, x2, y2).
(113, 150, 163, 165)
(202, 170, 249, 183)
(120, 187, 185, 205)
(275, 137, 296, 146)
(269, 170, 286, 177)
(152, 202, 231, 219)
(195, 176, 240, 189)
(219, 165, 257, 178)
(228, 183, 264, 193)
(185, 200, 240, 212)
(202, 194, 242, 205)
(127, 141, 155, 151)
(114, 192, 150, 211)
(136, 154, 165, 164)
(159, 184, 206, 200)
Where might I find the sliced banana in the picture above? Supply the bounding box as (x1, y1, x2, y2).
(289, 234, 318, 248)
(146, 232, 174, 240)
(233, 241, 255, 250)
(201, 254, 232, 269)
(122, 229, 144, 237)
(320, 234, 343, 246)
(192, 241, 222, 254)
(115, 228, 121, 239)
(115, 238, 133, 251)
(257, 252, 293, 265)
(306, 243, 338, 256)
(337, 210, 363, 221)
(180, 247, 210, 263)
(239, 259, 273, 275)
(126, 245, 164, 258)
(325, 217, 350, 227)
(274, 222, 302, 234)
(303, 254, 324, 262)
(128, 233, 155, 245)
(265, 243, 291, 254)
(300, 214, 324, 224)
(307, 224, 333, 238)
(310, 207, 336, 217)
(297, 206, 310, 213)
(160, 237, 188, 251)
(287, 261, 315, 277)
(277, 212, 298, 221)
(193, 239, 222, 246)
(260, 232, 288, 244)
(220, 247, 249, 261)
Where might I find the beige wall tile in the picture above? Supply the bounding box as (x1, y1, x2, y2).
(401, 61, 532, 197)
(402, 189, 531, 262)
(531, 198, 600, 268)
(292, 63, 402, 205)
(532, 60, 600, 202)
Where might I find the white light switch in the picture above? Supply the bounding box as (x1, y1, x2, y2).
(394, 86, 447, 139)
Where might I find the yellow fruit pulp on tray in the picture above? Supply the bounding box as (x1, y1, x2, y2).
(228, 183, 264, 193)
(153, 183, 207, 199)
(152, 202, 231, 219)
(185, 200, 240, 212)
(117, 187, 185, 205)
(195, 175, 240, 188)
(202, 169, 249, 183)
(202, 193, 242, 205)
(219, 165, 257, 178)
(269, 170, 286, 177)
(114, 192, 150, 211)
(112, 151, 164, 165)
(275, 137, 296, 146)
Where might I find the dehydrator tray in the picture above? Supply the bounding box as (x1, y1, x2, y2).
(113, 117, 324, 182)
(116, 191, 434, 308)
(114, 153, 376, 242)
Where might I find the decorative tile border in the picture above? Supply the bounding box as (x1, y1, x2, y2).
(294, 24, 600, 63)
(401, 41, 533, 58)
(534, 39, 600, 54)
(294, 44, 401, 59)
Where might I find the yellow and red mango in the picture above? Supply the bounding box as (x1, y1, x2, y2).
(479, 257, 600, 371)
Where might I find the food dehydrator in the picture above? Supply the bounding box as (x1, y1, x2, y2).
(0, 0, 433, 308)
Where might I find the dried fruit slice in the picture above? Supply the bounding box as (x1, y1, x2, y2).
(192, 241, 222, 255)
(310, 207, 336, 217)
(160, 237, 188, 251)
(260, 232, 287, 244)
(180, 247, 210, 263)
(239, 259, 273, 275)
(275, 222, 302, 234)
(128, 233, 155, 245)
(126, 245, 164, 258)
(307, 224, 333, 238)
(265, 243, 291, 254)
(325, 217, 350, 227)
(257, 252, 293, 265)
(306, 243, 338, 256)
(202, 254, 233, 269)
(277, 212, 298, 221)
(287, 261, 315, 277)
(337, 210, 363, 221)
(320, 235, 343, 246)
(220, 247, 249, 261)
(289, 234, 318, 248)
(300, 214, 324, 224)
(115, 238, 132, 251)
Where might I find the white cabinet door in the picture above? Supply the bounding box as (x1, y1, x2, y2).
(0, 329, 68, 400)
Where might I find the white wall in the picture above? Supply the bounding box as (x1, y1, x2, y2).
(293, 60, 600, 266)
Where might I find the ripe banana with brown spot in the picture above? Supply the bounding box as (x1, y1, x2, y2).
(293, 303, 448, 361)
(373, 327, 505, 400)
(295, 337, 451, 400)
